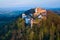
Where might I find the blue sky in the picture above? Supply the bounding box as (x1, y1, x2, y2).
(0, 0, 60, 8)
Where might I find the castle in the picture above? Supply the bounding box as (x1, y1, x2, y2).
(22, 8, 47, 28)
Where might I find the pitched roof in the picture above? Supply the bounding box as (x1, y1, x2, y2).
(24, 9, 35, 15)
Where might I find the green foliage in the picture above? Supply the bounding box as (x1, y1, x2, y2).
(0, 11, 60, 40)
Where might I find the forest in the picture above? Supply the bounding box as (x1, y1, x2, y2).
(0, 10, 60, 40)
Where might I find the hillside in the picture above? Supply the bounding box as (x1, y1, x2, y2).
(47, 8, 60, 15)
(0, 9, 60, 40)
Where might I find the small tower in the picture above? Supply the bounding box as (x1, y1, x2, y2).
(22, 13, 26, 19)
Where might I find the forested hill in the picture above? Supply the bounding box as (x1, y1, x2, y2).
(13, 10, 60, 40)
(0, 10, 60, 40)
(47, 10, 60, 25)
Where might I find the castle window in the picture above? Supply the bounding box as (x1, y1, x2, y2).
(38, 15, 42, 19)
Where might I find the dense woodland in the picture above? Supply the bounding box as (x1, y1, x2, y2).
(0, 11, 60, 40)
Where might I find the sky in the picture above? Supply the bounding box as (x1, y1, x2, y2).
(0, 0, 60, 8)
